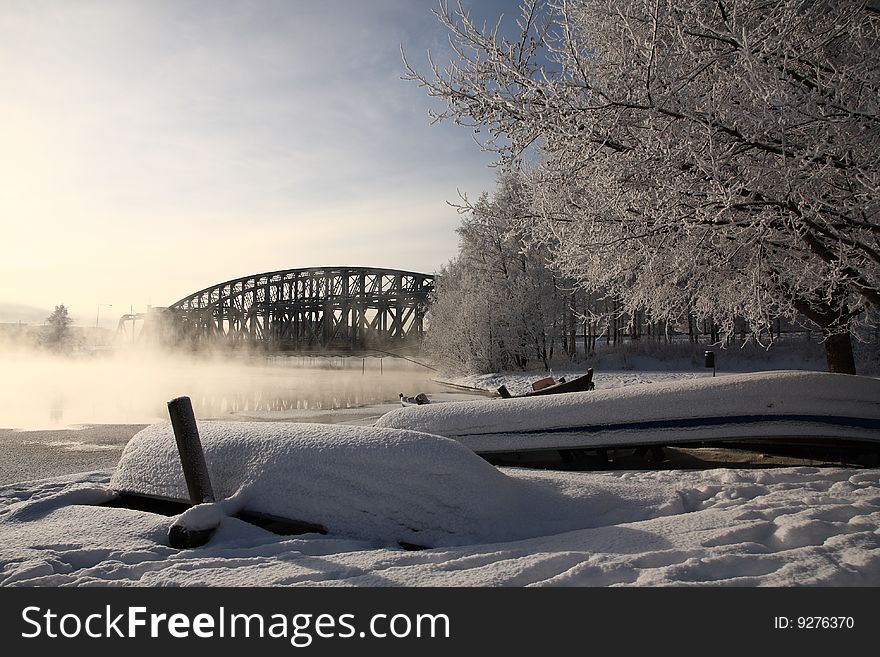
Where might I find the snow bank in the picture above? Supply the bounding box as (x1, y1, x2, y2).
(3, 466, 879, 586)
(377, 371, 880, 452)
(109, 422, 628, 547)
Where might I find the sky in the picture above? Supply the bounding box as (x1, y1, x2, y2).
(0, 0, 517, 327)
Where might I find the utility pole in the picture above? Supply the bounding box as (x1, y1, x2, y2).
(96, 303, 112, 328)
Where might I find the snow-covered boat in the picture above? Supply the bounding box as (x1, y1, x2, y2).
(376, 371, 880, 462)
(106, 420, 582, 549)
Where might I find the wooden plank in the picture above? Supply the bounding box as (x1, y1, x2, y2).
(103, 491, 328, 536)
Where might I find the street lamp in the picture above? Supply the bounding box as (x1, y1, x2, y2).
(96, 303, 113, 328)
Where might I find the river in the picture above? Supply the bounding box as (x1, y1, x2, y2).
(0, 350, 450, 429)
(0, 349, 460, 484)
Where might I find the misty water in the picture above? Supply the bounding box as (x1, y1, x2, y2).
(0, 349, 445, 430)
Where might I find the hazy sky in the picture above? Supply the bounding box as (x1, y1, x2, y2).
(0, 0, 514, 327)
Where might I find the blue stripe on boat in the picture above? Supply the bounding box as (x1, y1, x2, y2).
(460, 414, 880, 437)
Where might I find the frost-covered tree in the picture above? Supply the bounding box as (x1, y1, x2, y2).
(425, 172, 566, 372)
(405, 0, 880, 373)
(45, 304, 73, 349)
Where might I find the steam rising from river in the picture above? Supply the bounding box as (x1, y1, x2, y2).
(0, 345, 440, 430)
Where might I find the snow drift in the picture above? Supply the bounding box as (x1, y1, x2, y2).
(376, 371, 880, 453)
(3, 466, 879, 586)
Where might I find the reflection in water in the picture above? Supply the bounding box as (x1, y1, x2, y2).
(0, 350, 440, 429)
(190, 365, 442, 418)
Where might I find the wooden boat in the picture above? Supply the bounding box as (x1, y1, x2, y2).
(497, 368, 594, 399)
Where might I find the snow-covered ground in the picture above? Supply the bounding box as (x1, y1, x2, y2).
(1, 367, 878, 587)
(445, 367, 703, 397)
(2, 465, 878, 586)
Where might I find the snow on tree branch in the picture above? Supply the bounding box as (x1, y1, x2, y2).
(407, 0, 879, 373)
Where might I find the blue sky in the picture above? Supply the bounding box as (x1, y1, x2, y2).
(0, 0, 519, 325)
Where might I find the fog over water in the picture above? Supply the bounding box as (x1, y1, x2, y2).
(0, 347, 442, 430)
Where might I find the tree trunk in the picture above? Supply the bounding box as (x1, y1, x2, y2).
(787, 286, 857, 375)
(823, 330, 856, 375)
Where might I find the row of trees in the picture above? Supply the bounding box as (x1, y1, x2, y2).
(424, 173, 566, 371)
(408, 0, 879, 374)
(425, 171, 821, 373)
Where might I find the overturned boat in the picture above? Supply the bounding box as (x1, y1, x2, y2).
(376, 371, 880, 467)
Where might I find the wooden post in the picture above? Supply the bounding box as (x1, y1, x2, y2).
(167, 396, 215, 504)
(165, 396, 220, 549)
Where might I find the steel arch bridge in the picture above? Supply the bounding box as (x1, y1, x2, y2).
(162, 266, 434, 352)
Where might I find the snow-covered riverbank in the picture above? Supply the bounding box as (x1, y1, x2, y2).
(2, 463, 878, 586)
(2, 367, 879, 586)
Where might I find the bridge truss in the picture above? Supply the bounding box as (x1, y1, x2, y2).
(163, 267, 434, 352)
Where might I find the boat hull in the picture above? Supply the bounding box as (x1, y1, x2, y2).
(497, 368, 594, 398)
(376, 371, 880, 454)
